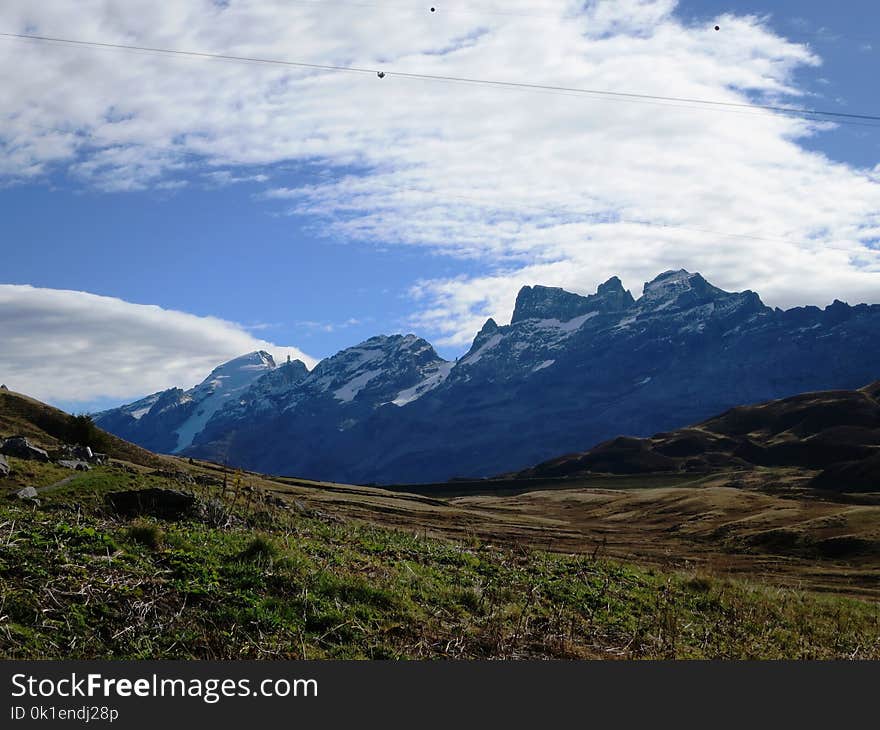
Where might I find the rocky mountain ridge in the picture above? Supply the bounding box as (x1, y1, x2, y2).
(95, 270, 880, 483)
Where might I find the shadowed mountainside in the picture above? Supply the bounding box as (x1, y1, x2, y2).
(516, 382, 880, 492)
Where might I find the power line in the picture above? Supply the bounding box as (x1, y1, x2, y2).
(2, 31, 879, 126)
(0, 31, 875, 252)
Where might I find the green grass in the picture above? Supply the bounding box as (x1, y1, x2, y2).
(1, 457, 74, 491)
(2, 470, 879, 659)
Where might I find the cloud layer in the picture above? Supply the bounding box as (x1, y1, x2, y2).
(0, 285, 316, 404)
(1, 0, 879, 348)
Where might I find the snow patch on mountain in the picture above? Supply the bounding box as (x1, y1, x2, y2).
(540, 311, 598, 333)
(127, 394, 162, 420)
(461, 334, 502, 366)
(391, 361, 454, 406)
(334, 369, 382, 403)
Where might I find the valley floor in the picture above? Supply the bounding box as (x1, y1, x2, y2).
(2, 457, 879, 659)
(265, 469, 880, 602)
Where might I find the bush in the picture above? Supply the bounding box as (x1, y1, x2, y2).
(126, 522, 164, 551)
(238, 535, 278, 563)
(66, 414, 108, 450)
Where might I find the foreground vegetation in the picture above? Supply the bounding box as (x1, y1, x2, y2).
(2, 464, 879, 660)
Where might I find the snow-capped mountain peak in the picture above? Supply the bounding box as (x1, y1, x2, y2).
(168, 351, 277, 452)
(97, 271, 880, 485)
(307, 334, 448, 405)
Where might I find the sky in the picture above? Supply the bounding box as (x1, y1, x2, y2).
(0, 0, 878, 411)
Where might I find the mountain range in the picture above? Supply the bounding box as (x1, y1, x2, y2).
(95, 269, 880, 484)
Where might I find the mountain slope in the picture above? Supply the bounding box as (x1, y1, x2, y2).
(100, 270, 880, 484)
(190, 334, 451, 473)
(516, 382, 880, 492)
(95, 351, 278, 454)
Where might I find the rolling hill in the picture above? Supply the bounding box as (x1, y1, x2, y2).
(515, 382, 880, 493)
(1, 388, 163, 468)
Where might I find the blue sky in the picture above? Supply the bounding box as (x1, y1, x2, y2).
(1, 1, 878, 411)
(678, 0, 879, 168)
(0, 170, 474, 359)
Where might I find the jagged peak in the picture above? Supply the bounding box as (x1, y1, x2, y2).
(512, 286, 583, 324)
(641, 270, 706, 300)
(246, 357, 309, 392)
(637, 270, 767, 317)
(351, 333, 438, 356)
(311, 334, 445, 382)
(511, 279, 634, 324)
(597, 276, 624, 295)
(595, 276, 636, 308)
(209, 350, 276, 374)
(471, 318, 500, 349)
(281, 352, 310, 370)
(356, 333, 415, 346)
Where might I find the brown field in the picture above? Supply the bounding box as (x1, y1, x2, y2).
(171, 458, 880, 601)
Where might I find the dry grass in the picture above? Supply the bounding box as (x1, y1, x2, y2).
(2, 478, 880, 660)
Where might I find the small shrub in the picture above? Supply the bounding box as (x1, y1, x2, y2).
(239, 534, 278, 563)
(200, 498, 231, 528)
(126, 522, 164, 551)
(684, 573, 714, 593)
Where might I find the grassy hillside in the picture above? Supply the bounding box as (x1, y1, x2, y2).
(2, 461, 879, 660)
(0, 389, 163, 467)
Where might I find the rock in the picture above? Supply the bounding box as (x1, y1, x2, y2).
(150, 469, 194, 484)
(194, 474, 222, 487)
(14, 486, 39, 502)
(72, 445, 91, 460)
(511, 280, 634, 324)
(57, 459, 92, 471)
(0, 437, 50, 462)
(0, 455, 9, 478)
(105, 488, 198, 520)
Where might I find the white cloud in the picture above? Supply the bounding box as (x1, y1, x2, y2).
(1, 0, 879, 347)
(0, 285, 316, 404)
